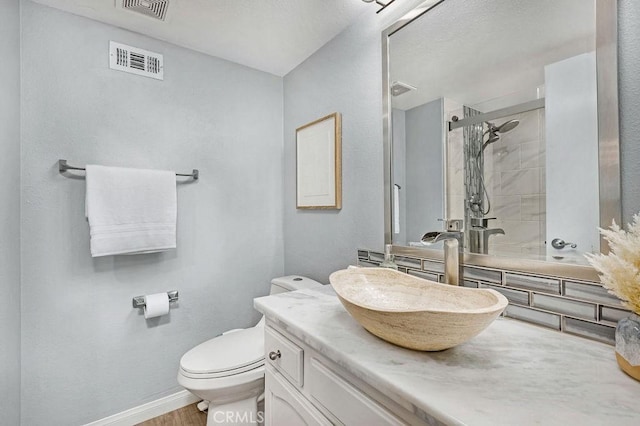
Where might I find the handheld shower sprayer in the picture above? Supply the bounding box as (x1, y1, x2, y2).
(473, 119, 520, 216)
(480, 119, 520, 153)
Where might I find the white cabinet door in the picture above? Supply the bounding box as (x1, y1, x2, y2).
(265, 367, 331, 426)
(308, 358, 405, 426)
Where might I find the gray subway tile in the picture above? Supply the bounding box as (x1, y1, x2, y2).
(532, 293, 597, 320)
(408, 270, 439, 282)
(480, 283, 530, 305)
(564, 317, 616, 345)
(395, 256, 422, 269)
(505, 272, 560, 294)
(600, 306, 632, 325)
(369, 251, 384, 262)
(357, 260, 380, 268)
(422, 259, 445, 274)
(504, 305, 561, 330)
(461, 280, 479, 288)
(353, 249, 629, 346)
(564, 280, 623, 307)
(463, 266, 502, 283)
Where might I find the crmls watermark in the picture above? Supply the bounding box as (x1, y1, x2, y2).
(212, 410, 265, 424)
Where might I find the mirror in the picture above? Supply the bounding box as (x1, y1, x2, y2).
(383, 0, 620, 268)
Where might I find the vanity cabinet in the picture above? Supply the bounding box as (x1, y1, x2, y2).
(256, 287, 640, 426)
(264, 323, 421, 426)
(264, 366, 329, 426)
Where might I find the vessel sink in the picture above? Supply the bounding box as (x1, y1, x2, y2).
(329, 268, 508, 351)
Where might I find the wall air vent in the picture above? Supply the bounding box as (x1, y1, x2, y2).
(109, 41, 164, 80)
(118, 0, 170, 21)
(391, 81, 417, 97)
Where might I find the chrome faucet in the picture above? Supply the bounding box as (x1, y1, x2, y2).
(468, 217, 505, 254)
(420, 231, 464, 286)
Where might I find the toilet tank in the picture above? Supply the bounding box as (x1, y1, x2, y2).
(270, 275, 323, 295)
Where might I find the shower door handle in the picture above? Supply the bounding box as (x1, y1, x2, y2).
(551, 238, 577, 249)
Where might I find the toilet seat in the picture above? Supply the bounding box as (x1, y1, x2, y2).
(179, 326, 265, 379)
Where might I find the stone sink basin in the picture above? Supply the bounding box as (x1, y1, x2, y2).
(329, 268, 508, 351)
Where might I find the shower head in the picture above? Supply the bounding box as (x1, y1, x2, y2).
(486, 133, 500, 145)
(486, 119, 520, 134)
(480, 134, 500, 153)
(481, 119, 519, 152)
(497, 119, 520, 133)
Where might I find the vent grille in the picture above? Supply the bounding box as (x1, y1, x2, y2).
(109, 41, 164, 80)
(121, 0, 170, 21)
(391, 81, 417, 97)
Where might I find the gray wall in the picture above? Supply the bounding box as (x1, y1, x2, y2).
(392, 102, 448, 247)
(282, 1, 424, 282)
(405, 99, 444, 242)
(0, 0, 21, 424)
(20, 2, 284, 424)
(392, 109, 407, 245)
(619, 0, 640, 224)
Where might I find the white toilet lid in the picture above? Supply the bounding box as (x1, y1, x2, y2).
(180, 326, 264, 376)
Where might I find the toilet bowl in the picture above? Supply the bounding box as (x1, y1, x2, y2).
(177, 276, 322, 426)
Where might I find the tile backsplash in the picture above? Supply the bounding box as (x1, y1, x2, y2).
(357, 249, 629, 345)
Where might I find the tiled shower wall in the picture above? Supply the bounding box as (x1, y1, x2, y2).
(485, 109, 547, 257)
(357, 249, 630, 346)
(447, 106, 547, 258)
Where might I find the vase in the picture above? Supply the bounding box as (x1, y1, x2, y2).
(616, 312, 640, 382)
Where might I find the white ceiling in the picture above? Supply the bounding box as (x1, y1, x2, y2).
(31, 0, 372, 76)
(390, 0, 595, 111)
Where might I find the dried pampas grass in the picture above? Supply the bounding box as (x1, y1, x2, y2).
(585, 213, 640, 315)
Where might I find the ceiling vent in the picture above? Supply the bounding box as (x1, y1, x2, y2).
(391, 81, 417, 97)
(109, 41, 164, 80)
(117, 0, 170, 21)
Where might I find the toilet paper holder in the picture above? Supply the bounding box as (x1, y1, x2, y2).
(132, 291, 179, 308)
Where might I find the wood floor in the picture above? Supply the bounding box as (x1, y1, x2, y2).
(137, 403, 207, 426)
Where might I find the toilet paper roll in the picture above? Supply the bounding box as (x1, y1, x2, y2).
(144, 293, 170, 319)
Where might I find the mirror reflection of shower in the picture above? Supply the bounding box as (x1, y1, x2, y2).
(454, 100, 548, 256)
(471, 119, 520, 216)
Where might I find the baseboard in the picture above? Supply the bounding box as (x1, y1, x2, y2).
(84, 390, 200, 426)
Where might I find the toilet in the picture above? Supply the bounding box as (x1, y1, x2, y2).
(177, 275, 322, 426)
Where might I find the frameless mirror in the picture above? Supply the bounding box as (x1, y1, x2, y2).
(383, 0, 620, 268)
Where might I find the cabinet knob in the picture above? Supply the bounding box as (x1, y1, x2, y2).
(269, 350, 281, 361)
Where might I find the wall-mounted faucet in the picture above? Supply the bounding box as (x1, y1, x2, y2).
(420, 231, 463, 286)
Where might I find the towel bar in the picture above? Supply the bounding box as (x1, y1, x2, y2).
(58, 159, 199, 180)
(132, 290, 179, 308)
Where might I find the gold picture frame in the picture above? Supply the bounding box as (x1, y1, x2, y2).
(296, 112, 342, 209)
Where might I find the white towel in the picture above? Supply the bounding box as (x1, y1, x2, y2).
(393, 184, 400, 234)
(85, 165, 177, 257)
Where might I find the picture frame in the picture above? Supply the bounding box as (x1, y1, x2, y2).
(296, 112, 342, 209)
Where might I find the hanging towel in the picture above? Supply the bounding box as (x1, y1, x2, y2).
(393, 184, 400, 234)
(85, 165, 177, 257)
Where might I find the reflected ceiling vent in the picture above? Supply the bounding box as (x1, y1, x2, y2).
(109, 41, 164, 80)
(391, 81, 416, 97)
(117, 0, 171, 21)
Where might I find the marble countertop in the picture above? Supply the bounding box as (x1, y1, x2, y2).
(254, 285, 640, 426)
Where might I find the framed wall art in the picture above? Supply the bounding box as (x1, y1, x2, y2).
(296, 112, 342, 209)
